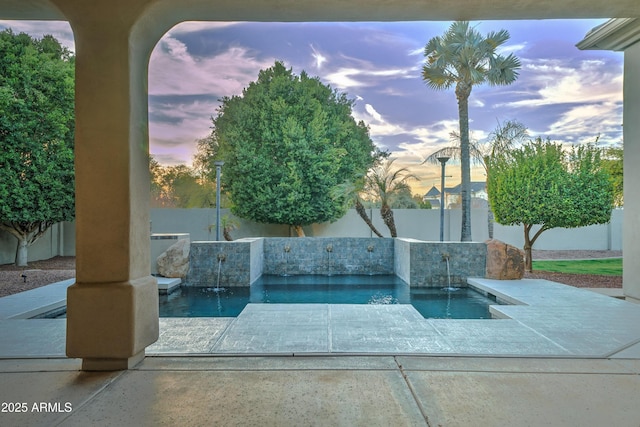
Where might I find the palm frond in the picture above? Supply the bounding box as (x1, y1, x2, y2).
(487, 54, 521, 85)
(422, 146, 461, 165)
(422, 21, 520, 90)
(487, 119, 529, 156)
(422, 65, 457, 90)
(484, 29, 511, 48)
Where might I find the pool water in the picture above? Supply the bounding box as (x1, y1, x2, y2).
(159, 275, 499, 319)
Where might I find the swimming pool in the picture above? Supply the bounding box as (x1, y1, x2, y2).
(159, 275, 500, 319)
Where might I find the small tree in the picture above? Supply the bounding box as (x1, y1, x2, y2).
(365, 159, 419, 237)
(331, 178, 384, 237)
(211, 61, 378, 236)
(487, 139, 614, 271)
(0, 30, 75, 266)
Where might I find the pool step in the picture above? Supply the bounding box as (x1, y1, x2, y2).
(156, 277, 181, 294)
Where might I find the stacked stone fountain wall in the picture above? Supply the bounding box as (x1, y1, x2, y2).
(395, 239, 487, 287)
(185, 237, 487, 287)
(187, 238, 263, 287)
(263, 237, 394, 276)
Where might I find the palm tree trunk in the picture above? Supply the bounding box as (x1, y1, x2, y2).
(456, 82, 473, 242)
(380, 204, 397, 238)
(355, 200, 383, 237)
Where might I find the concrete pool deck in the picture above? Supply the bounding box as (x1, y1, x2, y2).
(1, 278, 640, 425)
(1, 277, 640, 358)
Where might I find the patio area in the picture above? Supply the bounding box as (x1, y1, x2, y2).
(1, 277, 640, 425)
(1, 355, 639, 426)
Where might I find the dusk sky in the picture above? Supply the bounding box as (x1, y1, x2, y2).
(1, 19, 623, 195)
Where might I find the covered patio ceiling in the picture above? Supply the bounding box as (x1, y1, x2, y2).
(1, 0, 639, 23)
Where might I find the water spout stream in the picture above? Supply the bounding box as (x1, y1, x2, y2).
(442, 255, 459, 292)
(282, 245, 291, 276)
(215, 258, 223, 291)
(214, 253, 226, 292)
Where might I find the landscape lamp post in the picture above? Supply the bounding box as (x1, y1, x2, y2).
(437, 156, 450, 242)
(214, 161, 224, 241)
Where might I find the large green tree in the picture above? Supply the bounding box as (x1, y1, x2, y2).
(210, 61, 377, 236)
(422, 21, 520, 241)
(0, 30, 75, 266)
(487, 139, 614, 271)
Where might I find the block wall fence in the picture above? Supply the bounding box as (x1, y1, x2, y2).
(0, 208, 623, 265)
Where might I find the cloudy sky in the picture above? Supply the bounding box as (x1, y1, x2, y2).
(1, 19, 623, 195)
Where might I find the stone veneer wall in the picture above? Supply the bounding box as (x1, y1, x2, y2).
(185, 237, 486, 287)
(263, 237, 394, 276)
(187, 238, 263, 287)
(395, 238, 487, 287)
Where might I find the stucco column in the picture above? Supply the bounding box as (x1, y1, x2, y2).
(623, 42, 640, 302)
(64, 16, 159, 370)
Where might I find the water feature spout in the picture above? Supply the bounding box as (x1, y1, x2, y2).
(326, 244, 333, 276)
(282, 245, 291, 276)
(215, 253, 226, 291)
(367, 244, 375, 275)
(441, 252, 458, 291)
(326, 244, 333, 253)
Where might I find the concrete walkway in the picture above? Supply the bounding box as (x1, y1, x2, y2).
(1, 356, 639, 426)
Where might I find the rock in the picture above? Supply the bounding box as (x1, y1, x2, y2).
(485, 239, 525, 280)
(157, 238, 190, 278)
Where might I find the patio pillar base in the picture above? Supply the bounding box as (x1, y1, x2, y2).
(81, 351, 146, 371)
(66, 276, 159, 371)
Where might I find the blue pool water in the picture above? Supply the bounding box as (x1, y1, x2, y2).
(159, 275, 499, 319)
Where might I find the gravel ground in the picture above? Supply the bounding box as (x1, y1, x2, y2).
(0, 250, 623, 298)
(0, 256, 76, 298)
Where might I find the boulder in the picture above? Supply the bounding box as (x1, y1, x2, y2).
(157, 238, 190, 278)
(485, 239, 525, 280)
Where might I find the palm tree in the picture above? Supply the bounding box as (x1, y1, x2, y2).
(424, 119, 528, 238)
(331, 178, 384, 237)
(365, 159, 419, 237)
(422, 21, 521, 241)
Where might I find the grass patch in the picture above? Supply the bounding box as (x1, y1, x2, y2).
(532, 258, 622, 276)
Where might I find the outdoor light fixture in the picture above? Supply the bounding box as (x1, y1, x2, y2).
(437, 156, 450, 242)
(214, 161, 224, 241)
